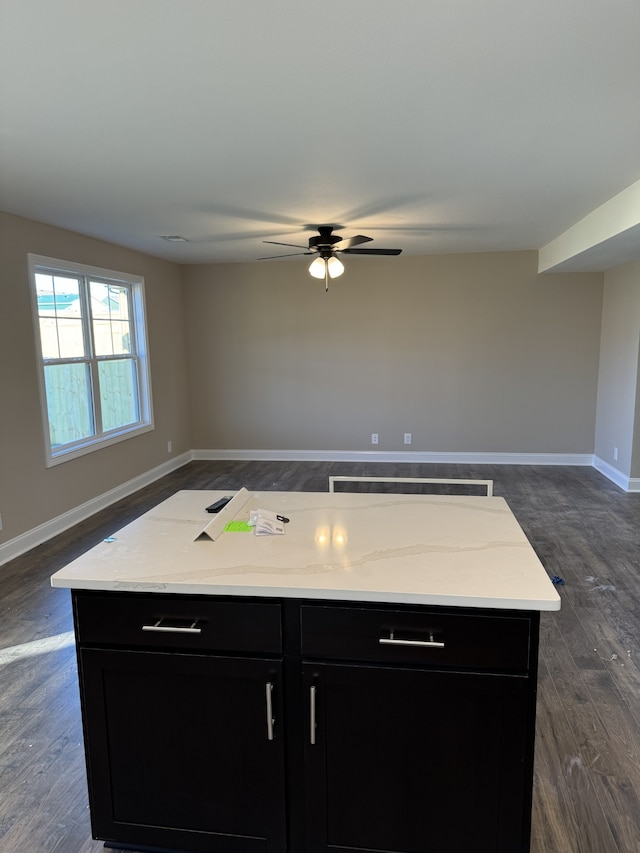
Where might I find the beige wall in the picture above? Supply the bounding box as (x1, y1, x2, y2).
(0, 212, 611, 549)
(183, 252, 603, 453)
(595, 261, 640, 477)
(0, 212, 191, 544)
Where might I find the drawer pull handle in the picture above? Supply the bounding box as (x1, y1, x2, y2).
(310, 685, 317, 745)
(142, 619, 202, 634)
(380, 631, 445, 649)
(266, 682, 275, 741)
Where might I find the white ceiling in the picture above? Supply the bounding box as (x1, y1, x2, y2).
(1, 0, 639, 269)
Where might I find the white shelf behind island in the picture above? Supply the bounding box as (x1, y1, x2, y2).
(51, 489, 561, 611)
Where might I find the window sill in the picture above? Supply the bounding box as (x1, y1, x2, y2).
(46, 423, 154, 468)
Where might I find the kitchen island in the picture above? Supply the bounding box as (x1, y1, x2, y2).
(52, 489, 560, 853)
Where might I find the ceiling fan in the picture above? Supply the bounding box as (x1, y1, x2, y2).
(258, 225, 402, 290)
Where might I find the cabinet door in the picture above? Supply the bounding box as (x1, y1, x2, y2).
(303, 663, 532, 853)
(80, 649, 286, 853)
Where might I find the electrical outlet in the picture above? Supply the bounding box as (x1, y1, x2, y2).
(614, 446, 618, 461)
(371, 433, 379, 445)
(167, 440, 173, 453)
(404, 433, 412, 445)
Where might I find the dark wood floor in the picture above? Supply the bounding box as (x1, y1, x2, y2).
(1, 460, 640, 852)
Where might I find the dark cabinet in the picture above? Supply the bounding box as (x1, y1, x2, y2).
(81, 649, 286, 852)
(303, 664, 529, 853)
(300, 604, 537, 853)
(73, 592, 539, 853)
(75, 594, 286, 853)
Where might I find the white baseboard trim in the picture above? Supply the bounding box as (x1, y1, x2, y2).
(193, 448, 595, 466)
(0, 452, 192, 568)
(592, 455, 640, 492)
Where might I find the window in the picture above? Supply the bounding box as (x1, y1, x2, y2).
(28, 254, 153, 466)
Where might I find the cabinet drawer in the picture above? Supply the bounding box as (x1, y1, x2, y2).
(301, 605, 532, 672)
(73, 592, 282, 654)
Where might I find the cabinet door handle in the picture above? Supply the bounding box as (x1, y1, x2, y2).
(379, 631, 445, 649)
(310, 685, 317, 745)
(142, 619, 202, 634)
(266, 682, 275, 741)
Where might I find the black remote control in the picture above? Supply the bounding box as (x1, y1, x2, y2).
(205, 496, 233, 513)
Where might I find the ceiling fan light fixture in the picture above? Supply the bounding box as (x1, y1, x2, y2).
(308, 255, 345, 280)
(327, 256, 344, 278)
(308, 257, 326, 279)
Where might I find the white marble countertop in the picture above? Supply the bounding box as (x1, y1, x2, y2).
(50, 489, 561, 611)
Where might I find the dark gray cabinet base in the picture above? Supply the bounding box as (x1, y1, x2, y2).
(81, 650, 286, 852)
(73, 592, 539, 853)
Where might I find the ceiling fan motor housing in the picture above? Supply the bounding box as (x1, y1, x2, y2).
(308, 226, 341, 251)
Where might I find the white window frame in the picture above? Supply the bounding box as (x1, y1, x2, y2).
(28, 254, 154, 467)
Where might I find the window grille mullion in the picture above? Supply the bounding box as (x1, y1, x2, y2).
(82, 275, 94, 359)
(90, 359, 102, 436)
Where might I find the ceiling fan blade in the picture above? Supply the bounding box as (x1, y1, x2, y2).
(257, 251, 312, 260)
(263, 240, 310, 249)
(332, 234, 373, 250)
(340, 248, 403, 256)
